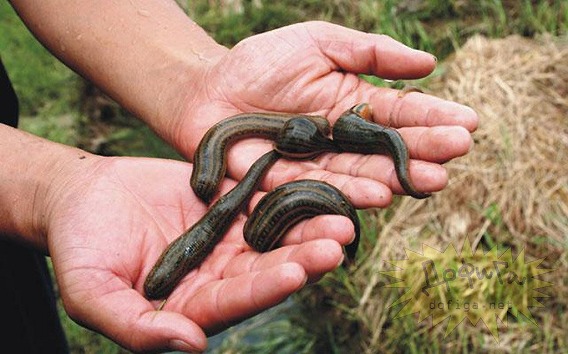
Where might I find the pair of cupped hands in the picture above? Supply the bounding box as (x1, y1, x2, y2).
(46, 23, 477, 352)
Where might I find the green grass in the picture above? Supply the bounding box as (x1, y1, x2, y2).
(0, 2, 80, 117)
(187, 0, 567, 58)
(1, 0, 567, 352)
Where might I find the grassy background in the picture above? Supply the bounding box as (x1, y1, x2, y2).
(1, 0, 566, 352)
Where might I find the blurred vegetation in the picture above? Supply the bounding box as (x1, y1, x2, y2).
(1, 0, 567, 352)
(185, 0, 567, 57)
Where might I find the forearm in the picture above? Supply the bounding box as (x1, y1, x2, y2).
(9, 0, 227, 148)
(0, 123, 97, 251)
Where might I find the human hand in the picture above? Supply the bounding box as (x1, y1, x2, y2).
(46, 155, 352, 352)
(173, 21, 478, 207)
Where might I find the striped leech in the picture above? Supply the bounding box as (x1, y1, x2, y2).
(144, 149, 281, 300)
(332, 103, 430, 199)
(244, 179, 360, 266)
(190, 113, 331, 204)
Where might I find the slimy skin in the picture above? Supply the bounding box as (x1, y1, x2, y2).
(332, 103, 430, 199)
(274, 117, 339, 159)
(144, 150, 281, 299)
(244, 179, 360, 266)
(191, 113, 330, 203)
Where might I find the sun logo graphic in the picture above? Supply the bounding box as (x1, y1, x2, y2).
(381, 238, 553, 341)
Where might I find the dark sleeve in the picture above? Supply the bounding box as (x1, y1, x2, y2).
(0, 58, 69, 353)
(0, 58, 19, 128)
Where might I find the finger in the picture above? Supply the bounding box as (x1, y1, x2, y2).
(324, 153, 447, 196)
(226, 138, 393, 209)
(251, 160, 392, 209)
(295, 168, 393, 208)
(281, 124, 470, 194)
(230, 138, 446, 200)
(369, 89, 479, 132)
(279, 214, 356, 247)
(304, 21, 437, 80)
(222, 238, 345, 283)
(398, 125, 474, 163)
(64, 280, 207, 353)
(177, 262, 307, 334)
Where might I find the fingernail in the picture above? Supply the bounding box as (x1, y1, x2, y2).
(170, 339, 200, 353)
(348, 232, 356, 244)
(337, 253, 346, 268)
(468, 136, 475, 153)
(302, 272, 309, 287)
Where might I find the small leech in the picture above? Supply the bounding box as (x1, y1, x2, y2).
(332, 103, 430, 199)
(385, 85, 424, 127)
(397, 85, 424, 98)
(244, 179, 360, 266)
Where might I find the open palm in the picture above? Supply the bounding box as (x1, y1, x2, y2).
(175, 22, 477, 207)
(46, 156, 351, 352)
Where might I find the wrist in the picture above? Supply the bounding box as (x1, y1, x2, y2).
(12, 0, 229, 160)
(146, 36, 229, 156)
(0, 124, 101, 251)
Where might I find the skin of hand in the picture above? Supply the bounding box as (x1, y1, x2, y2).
(171, 22, 478, 207)
(0, 126, 353, 353)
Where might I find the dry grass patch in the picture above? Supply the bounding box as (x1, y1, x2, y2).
(354, 34, 568, 353)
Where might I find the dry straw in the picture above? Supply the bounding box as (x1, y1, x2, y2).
(355, 34, 568, 352)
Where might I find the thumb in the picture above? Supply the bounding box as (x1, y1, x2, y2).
(303, 21, 437, 80)
(133, 309, 208, 353)
(67, 287, 208, 353)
